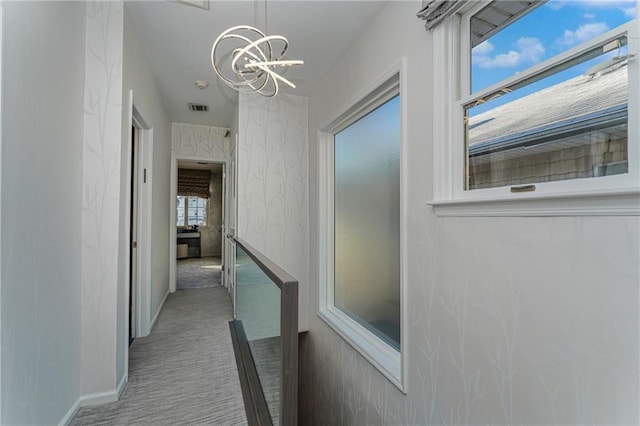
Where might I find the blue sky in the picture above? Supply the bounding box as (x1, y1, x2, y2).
(469, 0, 636, 115)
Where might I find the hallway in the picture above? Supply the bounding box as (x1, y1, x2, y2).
(177, 256, 222, 290)
(71, 288, 247, 425)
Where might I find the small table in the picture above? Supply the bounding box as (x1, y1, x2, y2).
(177, 232, 201, 258)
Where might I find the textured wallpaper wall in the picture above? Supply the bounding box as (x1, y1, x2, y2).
(81, 1, 124, 396)
(302, 2, 640, 425)
(121, 5, 173, 371)
(172, 123, 230, 160)
(200, 173, 223, 257)
(237, 93, 309, 330)
(1, 2, 86, 423)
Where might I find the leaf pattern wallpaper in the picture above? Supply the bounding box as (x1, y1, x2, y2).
(237, 93, 309, 330)
(172, 122, 230, 161)
(299, 3, 639, 425)
(81, 1, 124, 395)
(300, 215, 639, 425)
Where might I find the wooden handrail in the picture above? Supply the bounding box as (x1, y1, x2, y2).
(232, 237, 297, 291)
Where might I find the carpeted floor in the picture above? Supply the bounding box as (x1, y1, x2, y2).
(70, 287, 247, 426)
(177, 256, 222, 289)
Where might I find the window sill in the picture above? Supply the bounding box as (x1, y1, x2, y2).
(317, 307, 405, 393)
(428, 188, 640, 217)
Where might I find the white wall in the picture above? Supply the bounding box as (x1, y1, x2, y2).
(172, 123, 230, 159)
(237, 93, 309, 331)
(81, 1, 125, 397)
(1, 2, 86, 423)
(121, 7, 172, 357)
(302, 2, 639, 425)
(199, 172, 223, 257)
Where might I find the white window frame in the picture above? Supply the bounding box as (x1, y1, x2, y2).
(430, 1, 640, 217)
(177, 195, 207, 226)
(317, 61, 408, 392)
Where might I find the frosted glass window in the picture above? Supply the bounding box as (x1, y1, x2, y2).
(334, 95, 400, 350)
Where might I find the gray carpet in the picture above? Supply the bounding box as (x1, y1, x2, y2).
(177, 257, 222, 289)
(71, 287, 247, 426)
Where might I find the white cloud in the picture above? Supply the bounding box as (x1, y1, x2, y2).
(583, 12, 596, 19)
(547, 0, 564, 10)
(548, 0, 635, 15)
(473, 37, 545, 69)
(517, 37, 546, 62)
(555, 22, 609, 47)
(473, 40, 494, 55)
(581, 0, 635, 7)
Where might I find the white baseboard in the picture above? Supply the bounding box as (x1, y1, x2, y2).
(150, 289, 169, 331)
(59, 396, 82, 426)
(58, 374, 127, 425)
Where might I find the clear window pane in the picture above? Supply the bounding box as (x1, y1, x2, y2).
(185, 198, 207, 226)
(471, 0, 634, 95)
(466, 39, 628, 190)
(334, 95, 401, 350)
(176, 196, 185, 226)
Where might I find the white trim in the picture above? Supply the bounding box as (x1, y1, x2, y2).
(169, 152, 177, 293)
(132, 106, 153, 338)
(123, 91, 154, 398)
(220, 164, 226, 288)
(318, 308, 402, 389)
(0, 5, 4, 421)
(123, 92, 134, 379)
(59, 374, 127, 425)
(399, 59, 409, 393)
(432, 5, 640, 213)
(58, 397, 81, 426)
(432, 16, 458, 201)
(430, 188, 640, 216)
(150, 289, 169, 331)
(80, 372, 127, 407)
(317, 59, 407, 392)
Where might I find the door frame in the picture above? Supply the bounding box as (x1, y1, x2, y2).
(124, 90, 154, 352)
(169, 154, 228, 293)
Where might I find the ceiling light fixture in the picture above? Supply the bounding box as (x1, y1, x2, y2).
(210, 1, 303, 98)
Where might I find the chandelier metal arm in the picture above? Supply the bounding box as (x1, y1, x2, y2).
(211, 24, 304, 97)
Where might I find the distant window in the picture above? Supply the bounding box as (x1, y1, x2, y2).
(176, 196, 207, 226)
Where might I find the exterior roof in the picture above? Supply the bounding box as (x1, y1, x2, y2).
(468, 63, 628, 152)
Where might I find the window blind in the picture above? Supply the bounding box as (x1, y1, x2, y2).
(416, 0, 467, 30)
(177, 168, 211, 199)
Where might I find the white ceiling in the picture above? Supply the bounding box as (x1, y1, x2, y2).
(125, 0, 390, 128)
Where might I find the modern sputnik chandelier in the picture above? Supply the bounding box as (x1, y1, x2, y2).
(210, 2, 304, 98)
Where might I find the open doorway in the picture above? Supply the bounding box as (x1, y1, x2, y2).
(175, 161, 225, 290)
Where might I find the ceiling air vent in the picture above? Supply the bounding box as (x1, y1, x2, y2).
(189, 103, 209, 112)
